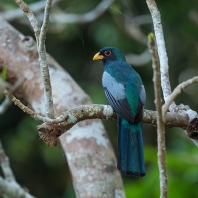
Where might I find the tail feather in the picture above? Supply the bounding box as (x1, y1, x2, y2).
(117, 116, 145, 177)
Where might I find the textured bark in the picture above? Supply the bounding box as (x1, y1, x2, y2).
(36, 106, 191, 147)
(0, 16, 125, 198)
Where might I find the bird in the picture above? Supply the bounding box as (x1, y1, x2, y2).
(93, 47, 146, 177)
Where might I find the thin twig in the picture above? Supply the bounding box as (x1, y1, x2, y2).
(11, 95, 53, 122)
(0, 78, 23, 115)
(146, 0, 175, 111)
(148, 33, 168, 198)
(39, 0, 53, 48)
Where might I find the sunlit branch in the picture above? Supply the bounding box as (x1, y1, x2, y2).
(37, 107, 192, 147)
(12, 94, 194, 147)
(146, 0, 175, 111)
(11, 94, 189, 127)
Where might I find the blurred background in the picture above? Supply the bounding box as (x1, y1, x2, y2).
(1, 0, 198, 197)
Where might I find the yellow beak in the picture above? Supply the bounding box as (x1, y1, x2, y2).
(93, 52, 104, 60)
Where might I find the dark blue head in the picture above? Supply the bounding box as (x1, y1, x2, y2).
(93, 47, 126, 64)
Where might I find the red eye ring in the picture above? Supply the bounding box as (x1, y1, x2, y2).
(104, 50, 111, 56)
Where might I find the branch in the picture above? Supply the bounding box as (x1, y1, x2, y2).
(0, 0, 62, 22)
(0, 79, 23, 115)
(0, 79, 8, 113)
(14, 0, 40, 42)
(146, 0, 175, 110)
(0, 79, 7, 102)
(15, 0, 55, 118)
(11, 94, 188, 125)
(38, 0, 55, 118)
(50, 0, 115, 24)
(0, 141, 15, 181)
(148, 33, 168, 198)
(11, 95, 52, 122)
(10, 93, 191, 146)
(36, 107, 192, 147)
(0, 141, 35, 198)
(162, 76, 198, 118)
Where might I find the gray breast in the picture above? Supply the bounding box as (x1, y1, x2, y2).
(102, 71, 126, 100)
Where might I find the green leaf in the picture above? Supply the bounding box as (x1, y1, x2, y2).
(1, 67, 8, 81)
(148, 33, 154, 42)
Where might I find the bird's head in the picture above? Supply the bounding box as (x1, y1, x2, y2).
(93, 47, 126, 63)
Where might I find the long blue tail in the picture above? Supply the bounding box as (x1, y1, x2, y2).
(117, 116, 145, 177)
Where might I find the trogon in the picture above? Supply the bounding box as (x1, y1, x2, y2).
(93, 47, 146, 177)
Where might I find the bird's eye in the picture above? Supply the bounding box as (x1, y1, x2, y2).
(104, 50, 111, 56)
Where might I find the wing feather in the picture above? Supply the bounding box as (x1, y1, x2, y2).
(104, 88, 134, 123)
(102, 71, 145, 123)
